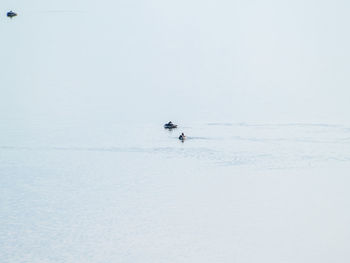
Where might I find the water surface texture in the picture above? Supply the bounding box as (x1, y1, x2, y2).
(1, 121, 350, 262)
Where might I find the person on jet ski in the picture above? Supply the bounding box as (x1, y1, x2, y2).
(179, 133, 186, 140)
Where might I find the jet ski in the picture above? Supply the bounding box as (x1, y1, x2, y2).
(179, 133, 186, 141)
(164, 122, 177, 129)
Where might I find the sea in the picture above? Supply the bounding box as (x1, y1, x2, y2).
(1, 119, 350, 262)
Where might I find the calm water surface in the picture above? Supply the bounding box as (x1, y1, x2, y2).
(1, 120, 350, 262)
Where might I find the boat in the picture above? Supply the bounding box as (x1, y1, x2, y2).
(164, 122, 177, 129)
(7, 11, 17, 18)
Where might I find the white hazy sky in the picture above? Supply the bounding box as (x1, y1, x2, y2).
(1, 0, 349, 124)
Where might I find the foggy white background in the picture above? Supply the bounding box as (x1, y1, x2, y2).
(1, 1, 350, 263)
(1, 0, 350, 124)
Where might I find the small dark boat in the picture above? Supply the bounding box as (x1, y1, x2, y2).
(7, 11, 17, 18)
(164, 122, 177, 129)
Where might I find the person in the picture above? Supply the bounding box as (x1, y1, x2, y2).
(179, 133, 186, 140)
(168, 121, 173, 125)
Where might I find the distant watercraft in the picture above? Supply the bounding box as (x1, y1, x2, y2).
(164, 122, 177, 129)
(7, 11, 17, 18)
(179, 133, 186, 141)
